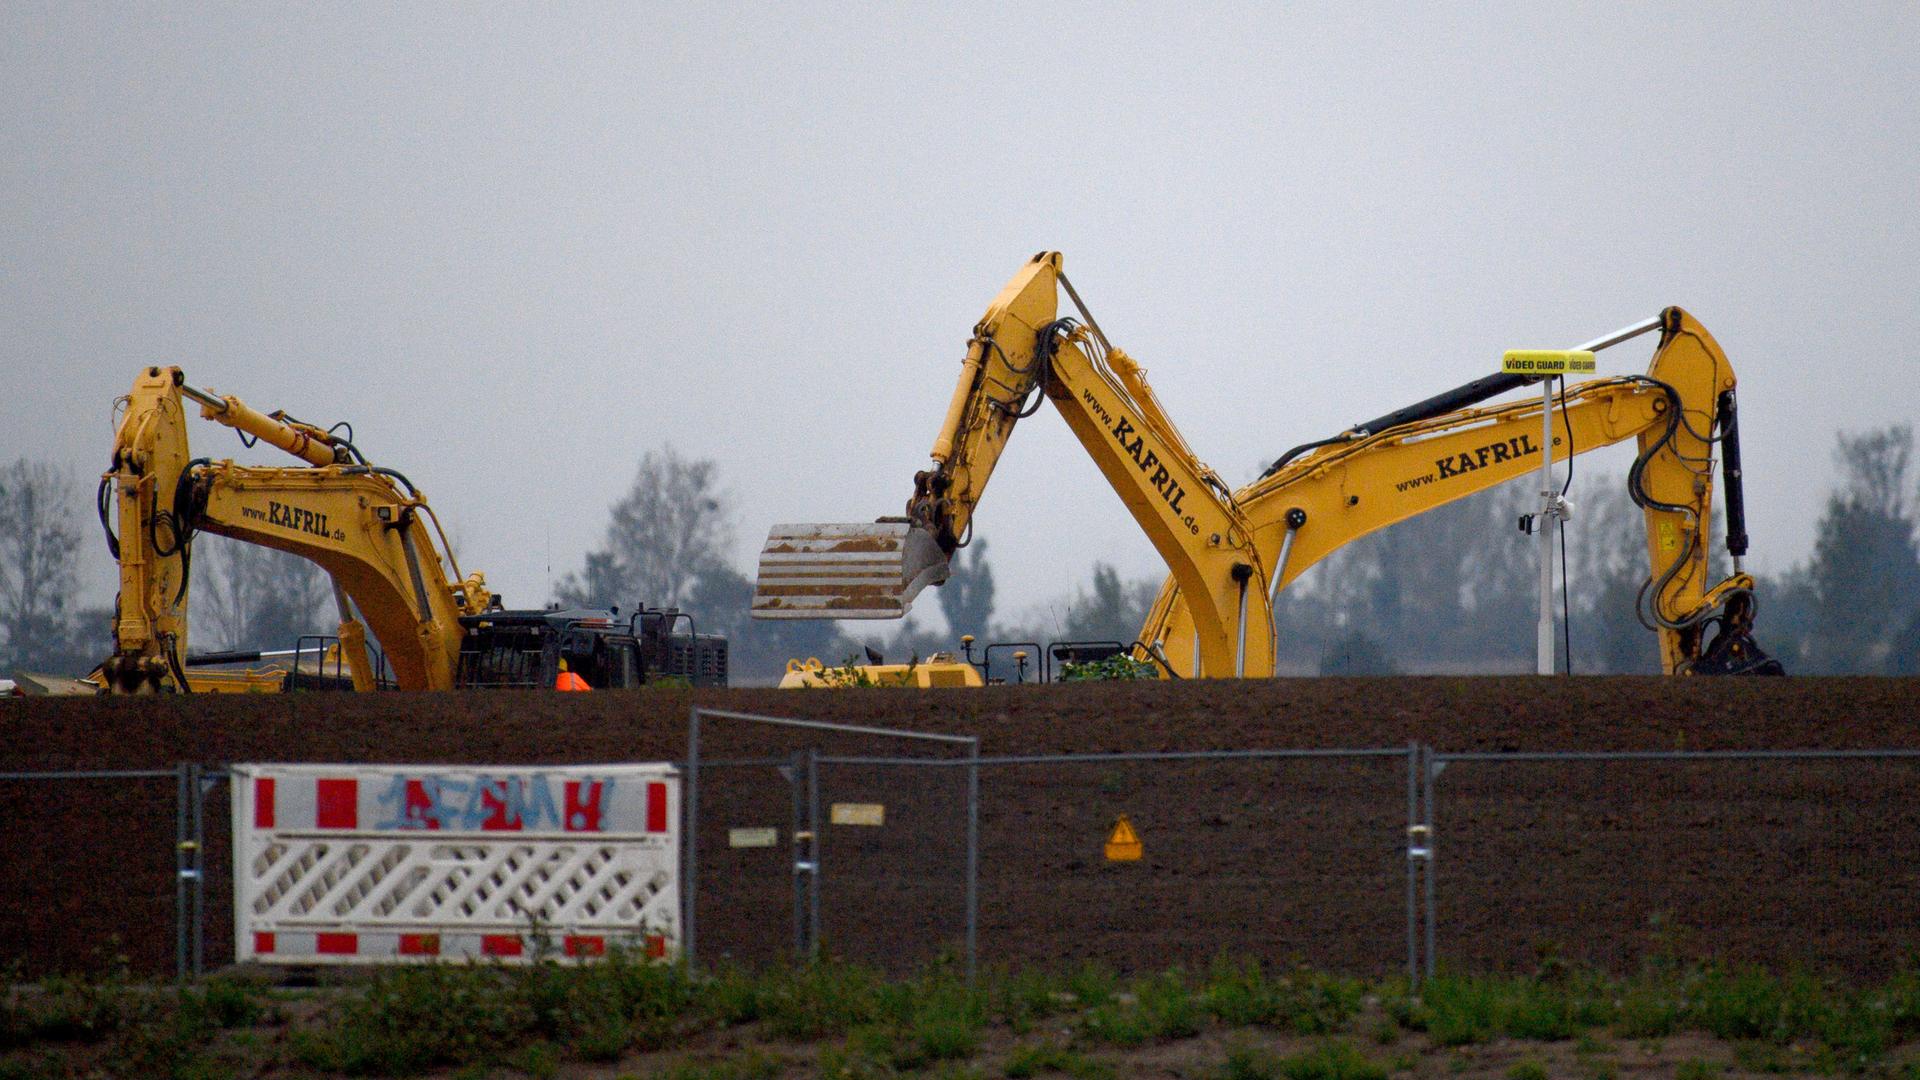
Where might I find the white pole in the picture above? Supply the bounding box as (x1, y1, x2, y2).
(1537, 377, 1556, 675)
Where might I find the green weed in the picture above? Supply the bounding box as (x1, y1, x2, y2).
(24, 970, 141, 1043)
(1414, 976, 1500, 1046)
(1612, 981, 1679, 1039)
(1505, 1060, 1548, 1080)
(509, 1039, 559, 1079)
(178, 978, 264, 1031)
(991, 967, 1070, 1033)
(661, 1050, 785, 1080)
(757, 961, 888, 1041)
(1673, 1059, 1718, 1080)
(1730, 1040, 1788, 1073)
(1217, 1040, 1279, 1080)
(1005, 1041, 1114, 1079)
(1275, 1040, 1387, 1080)
(1080, 971, 1199, 1047)
(1204, 960, 1363, 1036)
(1065, 963, 1119, 1009)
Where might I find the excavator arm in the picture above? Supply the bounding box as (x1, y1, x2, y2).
(754, 251, 1275, 675)
(97, 366, 488, 693)
(1136, 307, 1780, 675)
(753, 253, 1779, 679)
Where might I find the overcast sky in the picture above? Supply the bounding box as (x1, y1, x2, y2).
(4, 4, 1917, 637)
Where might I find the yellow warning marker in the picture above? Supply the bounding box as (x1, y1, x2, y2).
(1500, 349, 1597, 375)
(1104, 814, 1143, 862)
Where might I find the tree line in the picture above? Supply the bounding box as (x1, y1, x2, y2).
(3, 426, 1915, 683)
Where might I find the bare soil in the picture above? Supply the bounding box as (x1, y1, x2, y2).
(3, 677, 1918, 980)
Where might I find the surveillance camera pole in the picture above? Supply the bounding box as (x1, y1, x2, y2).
(1501, 350, 1595, 676)
(1535, 375, 1558, 676)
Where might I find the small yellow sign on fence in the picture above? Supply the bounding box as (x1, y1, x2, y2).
(1104, 814, 1142, 862)
(830, 803, 886, 827)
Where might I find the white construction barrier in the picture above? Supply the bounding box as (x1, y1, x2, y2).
(231, 763, 679, 964)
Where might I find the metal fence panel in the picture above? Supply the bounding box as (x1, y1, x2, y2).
(0, 769, 184, 978)
(685, 708, 978, 974)
(1427, 750, 1920, 979)
(954, 749, 1415, 977)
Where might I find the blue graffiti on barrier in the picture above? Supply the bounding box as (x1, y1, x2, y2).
(372, 772, 609, 831)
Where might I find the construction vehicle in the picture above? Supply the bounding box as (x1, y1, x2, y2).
(753, 251, 1781, 678)
(778, 654, 985, 688)
(93, 366, 726, 693)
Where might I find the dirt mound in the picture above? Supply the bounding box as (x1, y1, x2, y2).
(3, 677, 1917, 979)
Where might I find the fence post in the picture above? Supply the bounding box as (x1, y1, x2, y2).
(684, 705, 701, 971)
(806, 747, 822, 959)
(1424, 747, 1439, 981)
(1405, 743, 1419, 984)
(790, 749, 810, 960)
(173, 762, 191, 981)
(190, 763, 207, 978)
(965, 736, 980, 983)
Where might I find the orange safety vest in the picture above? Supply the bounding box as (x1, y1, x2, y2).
(555, 671, 591, 692)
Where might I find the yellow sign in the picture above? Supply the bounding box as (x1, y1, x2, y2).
(1104, 814, 1142, 862)
(728, 827, 778, 848)
(1500, 350, 1597, 376)
(830, 803, 885, 827)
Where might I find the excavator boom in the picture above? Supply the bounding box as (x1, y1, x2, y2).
(755, 253, 1780, 679)
(97, 366, 483, 693)
(96, 367, 730, 695)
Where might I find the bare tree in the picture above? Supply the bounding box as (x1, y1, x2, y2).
(0, 460, 84, 673)
(189, 535, 335, 651)
(557, 446, 733, 612)
(1803, 424, 1920, 673)
(558, 447, 851, 682)
(936, 538, 997, 639)
(1567, 485, 1661, 673)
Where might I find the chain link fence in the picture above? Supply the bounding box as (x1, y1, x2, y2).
(5, 730, 1919, 982)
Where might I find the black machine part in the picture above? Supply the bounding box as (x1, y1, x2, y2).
(1262, 371, 1540, 478)
(1718, 389, 1749, 561)
(1682, 591, 1785, 676)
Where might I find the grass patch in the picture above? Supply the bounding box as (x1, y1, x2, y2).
(1005, 1040, 1113, 1079)
(1276, 1040, 1387, 1080)
(15, 955, 1920, 1078)
(1201, 958, 1363, 1035)
(1081, 970, 1200, 1047)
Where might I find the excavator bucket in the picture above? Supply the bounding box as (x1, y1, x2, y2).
(751, 521, 949, 619)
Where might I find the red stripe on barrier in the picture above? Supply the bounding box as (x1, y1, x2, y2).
(647, 781, 667, 833)
(403, 780, 442, 830)
(398, 934, 440, 956)
(254, 778, 275, 829)
(482, 935, 522, 957)
(254, 932, 275, 955)
(317, 933, 358, 955)
(316, 779, 358, 829)
(645, 933, 666, 959)
(564, 935, 605, 957)
(563, 780, 604, 832)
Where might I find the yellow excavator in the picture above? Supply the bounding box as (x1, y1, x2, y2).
(93, 366, 726, 693)
(753, 251, 1782, 678)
